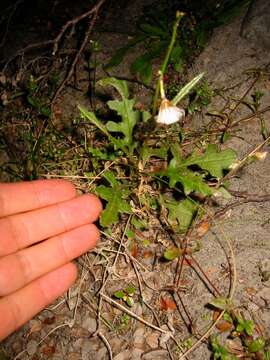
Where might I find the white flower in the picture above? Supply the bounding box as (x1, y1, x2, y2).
(156, 98, 185, 125)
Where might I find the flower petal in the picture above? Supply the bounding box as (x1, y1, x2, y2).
(156, 106, 185, 125)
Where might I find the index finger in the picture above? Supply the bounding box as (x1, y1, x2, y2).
(0, 180, 76, 217)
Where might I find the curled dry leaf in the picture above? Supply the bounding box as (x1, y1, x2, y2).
(213, 310, 232, 332)
(130, 242, 139, 258)
(215, 319, 233, 332)
(196, 220, 210, 237)
(160, 296, 177, 311)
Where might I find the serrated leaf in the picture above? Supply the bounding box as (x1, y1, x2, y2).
(79, 104, 109, 135)
(160, 159, 212, 196)
(223, 312, 233, 323)
(244, 320, 254, 336)
(163, 247, 182, 260)
(114, 290, 125, 299)
(209, 297, 234, 311)
(96, 171, 131, 227)
(210, 336, 231, 358)
(98, 77, 129, 99)
(185, 144, 237, 179)
(163, 198, 198, 232)
(131, 216, 148, 230)
(106, 98, 140, 148)
(172, 72, 205, 106)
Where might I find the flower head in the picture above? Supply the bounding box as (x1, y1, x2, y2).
(156, 98, 185, 125)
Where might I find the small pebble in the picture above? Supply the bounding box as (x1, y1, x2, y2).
(81, 317, 97, 333)
(114, 350, 130, 360)
(26, 340, 38, 356)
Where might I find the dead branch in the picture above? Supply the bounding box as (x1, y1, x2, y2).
(215, 194, 270, 219)
(2, 0, 106, 98)
(51, 0, 106, 103)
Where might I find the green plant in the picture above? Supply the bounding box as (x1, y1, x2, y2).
(78, 13, 239, 235)
(235, 314, 254, 336)
(105, 11, 184, 85)
(26, 75, 52, 117)
(95, 170, 132, 228)
(105, 0, 251, 87)
(114, 285, 136, 307)
(210, 336, 237, 360)
(79, 75, 237, 232)
(79, 77, 144, 156)
(209, 298, 270, 359)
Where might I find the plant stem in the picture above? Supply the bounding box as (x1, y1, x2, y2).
(152, 11, 184, 115)
(159, 71, 166, 99)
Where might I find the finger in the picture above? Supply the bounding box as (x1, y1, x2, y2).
(0, 194, 102, 257)
(0, 224, 99, 296)
(0, 262, 77, 341)
(0, 179, 76, 218)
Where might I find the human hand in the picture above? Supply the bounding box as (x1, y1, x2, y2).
(0, 179, 102, 340)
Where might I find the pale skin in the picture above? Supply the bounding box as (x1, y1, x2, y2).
(0, 179, 102, 341)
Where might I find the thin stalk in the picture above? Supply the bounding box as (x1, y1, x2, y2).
(152, 11, 184, 115)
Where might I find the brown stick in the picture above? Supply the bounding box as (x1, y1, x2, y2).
(2, 0, 106, 73)
(51, 0, 106, 104)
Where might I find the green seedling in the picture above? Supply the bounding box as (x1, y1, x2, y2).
(95, 170, 132, 228)
(163, 247, 182, 261)
(235, 314, 254, 336)
(114, 285, 136, 307)
(210, 336, 237, 360)
(26, 75, 51, 117)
